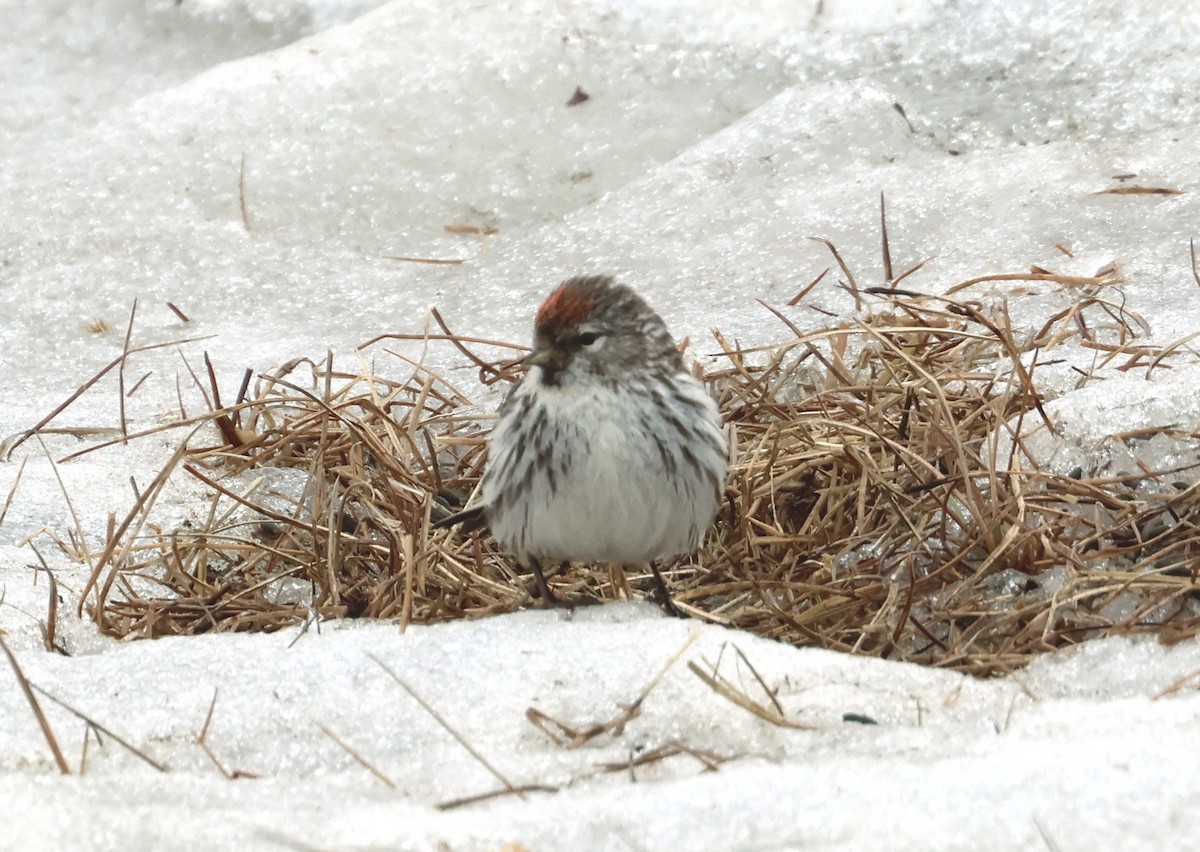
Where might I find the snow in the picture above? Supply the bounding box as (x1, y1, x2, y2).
(2, 610, 1198, 850)
(2, 0, 1199, 848)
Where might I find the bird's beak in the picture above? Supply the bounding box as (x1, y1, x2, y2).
(524, 346, 567, 373)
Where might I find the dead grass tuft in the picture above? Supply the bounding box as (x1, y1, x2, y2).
(17, 270, 1200, 675)
(692, 289, 1200, 674)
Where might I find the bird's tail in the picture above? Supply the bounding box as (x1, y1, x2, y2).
(432, 503, 487, 532)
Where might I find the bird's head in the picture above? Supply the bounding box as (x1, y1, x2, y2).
(527, 275, 681, 387)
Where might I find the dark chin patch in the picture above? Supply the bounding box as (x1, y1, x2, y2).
(539, 366, 563, 387)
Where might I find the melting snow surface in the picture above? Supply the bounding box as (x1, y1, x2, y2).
(2, 1, 1199, 848)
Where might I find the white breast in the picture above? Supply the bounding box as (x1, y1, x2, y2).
(482, 370, 726, 567)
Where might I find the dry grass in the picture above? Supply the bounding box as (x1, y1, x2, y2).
(13, 272, 1200, 677)
(693, 289, 1200, 674)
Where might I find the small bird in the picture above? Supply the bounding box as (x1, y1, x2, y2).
(438, 275, 727, 615)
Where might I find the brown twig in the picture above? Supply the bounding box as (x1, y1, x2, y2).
(27, 545, 62, 654)
(1152, 665, 1200, 700)
(317, 722, 396, 788)
(369, 654, 524, 798)
(238, 153, 251, 231)
(809, 237, 862, 309)
(0, 636, 70, 774)
(383, 256, 464, 265)
(945, 272, 1111, 296)
(880, 192, 894, 284)
(195, 689, 258, 779)
(526, 629, 703, 748)
(437, 783, 558, 810)
(3, 333, 217, 458)
(118, 300, 138, 439)
(688, 648, 816, 730)
(31, 685, 167, 772)
(0, 455, 26, 528)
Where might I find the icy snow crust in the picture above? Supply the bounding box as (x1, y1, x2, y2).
(2, 0, 1200, 849)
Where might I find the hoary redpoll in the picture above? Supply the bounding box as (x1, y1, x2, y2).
(440, 275, 727, 615)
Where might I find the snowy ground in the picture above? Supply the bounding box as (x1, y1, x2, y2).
(2, 0, 1199, 849)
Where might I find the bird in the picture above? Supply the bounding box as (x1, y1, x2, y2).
(437, 275, 727, 615)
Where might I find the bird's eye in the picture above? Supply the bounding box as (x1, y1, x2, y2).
(577, 331, 601, 347)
